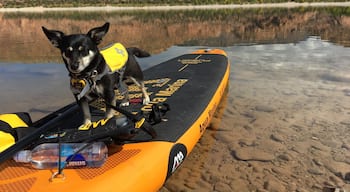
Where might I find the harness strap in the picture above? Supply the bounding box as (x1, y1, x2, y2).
(105, 103, 158, 139)
(94, 66, 109, 81)
(76, 81, 91, 100)
(72, 67, 109, 101)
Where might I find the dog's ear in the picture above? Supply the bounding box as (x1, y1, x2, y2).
(87, 22, 110, 45)
(42, 26, 64, 48)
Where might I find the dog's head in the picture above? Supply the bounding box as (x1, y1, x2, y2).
(42, 22, 110, 74)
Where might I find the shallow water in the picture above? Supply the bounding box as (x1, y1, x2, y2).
(162, 37, 350, 192)
(2, 37, 349, 120)
(0, 46, 196, 120)
(1, 8, 350, 191)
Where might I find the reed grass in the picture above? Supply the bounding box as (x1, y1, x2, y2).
(0, 0, 348, 8)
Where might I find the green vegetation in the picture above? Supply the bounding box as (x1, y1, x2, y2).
(4, 6, 350, 20)
(0, 0, 349, 8)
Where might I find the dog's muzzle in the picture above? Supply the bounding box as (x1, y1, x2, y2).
(70, 62, 80, 70)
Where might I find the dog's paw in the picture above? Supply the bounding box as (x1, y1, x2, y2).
(120, 101, 130, 107)
(78, 122, 92, 130)
(143, 96, 150, 105)
(106, 111, 115, 119)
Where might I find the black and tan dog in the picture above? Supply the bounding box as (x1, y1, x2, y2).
(42, 22, 150, 128)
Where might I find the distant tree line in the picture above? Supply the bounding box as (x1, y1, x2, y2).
(0, 0, 349, 8)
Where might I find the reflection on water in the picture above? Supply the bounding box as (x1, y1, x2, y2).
(232, 36, 350, 71)
(1, 7, 350, 62)
(0, 63, 71, 120)
(1, 8, 350, 191)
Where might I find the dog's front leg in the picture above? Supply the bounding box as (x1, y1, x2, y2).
(119, 81, 130, 107)
(105, 89, 116, 119)
(140, 82, 150, 105)
(78, 98, 92, 125)
(129, 77, 150, 105)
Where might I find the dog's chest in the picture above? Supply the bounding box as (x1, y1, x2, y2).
(70, 78, 104, 100)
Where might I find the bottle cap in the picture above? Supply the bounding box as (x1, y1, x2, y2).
(93, 142, 107, 155)
(13, 150, 31, 162)
(92, 142, 103, 154)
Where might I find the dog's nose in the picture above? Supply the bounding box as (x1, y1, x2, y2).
(71, 62, 79, 70)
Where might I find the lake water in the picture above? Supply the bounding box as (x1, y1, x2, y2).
(1, 7, 350, 191)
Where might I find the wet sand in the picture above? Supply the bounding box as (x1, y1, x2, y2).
(160, 41, 350, 191)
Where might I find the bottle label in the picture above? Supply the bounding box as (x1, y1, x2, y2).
(66, 154, 87, 167)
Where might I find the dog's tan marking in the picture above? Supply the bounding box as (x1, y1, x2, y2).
(78, 50, 95, 72)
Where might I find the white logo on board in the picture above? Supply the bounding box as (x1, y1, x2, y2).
(172, 151, 185, 173)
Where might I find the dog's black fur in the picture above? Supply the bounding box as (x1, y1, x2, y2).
(42, 22, 150, 127)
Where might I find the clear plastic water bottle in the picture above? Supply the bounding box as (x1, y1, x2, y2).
(13, 142, 108, 169)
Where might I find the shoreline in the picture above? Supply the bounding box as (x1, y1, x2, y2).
(1, 2, 350, 12)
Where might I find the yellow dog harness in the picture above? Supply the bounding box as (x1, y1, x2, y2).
(70, 43, 129, 100)
(100, 43, 129, 72)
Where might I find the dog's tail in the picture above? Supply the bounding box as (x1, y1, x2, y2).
(127, 47, 151, 58)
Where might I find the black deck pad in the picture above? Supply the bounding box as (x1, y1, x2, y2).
(41, 53, 228, 143)
(118, 53, 228, 142)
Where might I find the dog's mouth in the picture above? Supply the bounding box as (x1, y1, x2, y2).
(68, 63, 81, 73)
(65, 61, 82, 74)
(69, 69, 80, 75)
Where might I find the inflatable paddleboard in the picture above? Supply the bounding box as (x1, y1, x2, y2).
(0, 49, 230, 192)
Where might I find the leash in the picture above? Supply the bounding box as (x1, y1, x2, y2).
(69, 68, 171, 139)
(71, 67, 109, 101)
(147, 103, 170, 125)
(105, 102, 159, 139)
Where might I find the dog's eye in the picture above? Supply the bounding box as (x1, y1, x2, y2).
(64, 47, 73, 57)
(78, 46, 84, 51)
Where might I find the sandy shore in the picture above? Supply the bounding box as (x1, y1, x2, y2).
(1, 2, 350, 12)
(160, 41, 350, 191)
